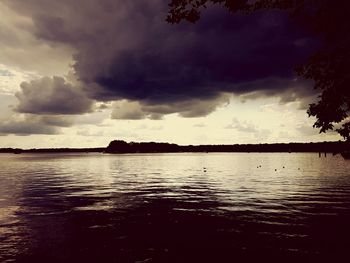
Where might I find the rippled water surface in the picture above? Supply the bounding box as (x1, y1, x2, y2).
(1, 153, 350, 262)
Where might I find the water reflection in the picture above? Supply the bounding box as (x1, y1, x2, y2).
(0, 153, 350, 262)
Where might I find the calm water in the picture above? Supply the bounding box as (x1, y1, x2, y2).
(0, 153, 350, 262)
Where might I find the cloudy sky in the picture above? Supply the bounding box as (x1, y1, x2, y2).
(0, 0, 341, 148)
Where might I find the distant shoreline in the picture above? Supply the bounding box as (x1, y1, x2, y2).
(0, 140, 347, 154)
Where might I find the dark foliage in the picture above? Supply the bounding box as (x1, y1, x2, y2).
(1, 140, 346, 154)
(166, 0, 304, 24)
(104, 140, 346, 153)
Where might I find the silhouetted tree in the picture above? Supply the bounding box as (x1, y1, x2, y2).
(167, 0, 350, 141)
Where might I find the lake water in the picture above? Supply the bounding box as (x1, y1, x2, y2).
(0, 153, 350, 262)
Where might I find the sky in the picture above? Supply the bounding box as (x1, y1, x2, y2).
(0, 0, 341, 148)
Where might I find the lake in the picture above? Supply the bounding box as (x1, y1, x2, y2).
(0, 153, 349, 262)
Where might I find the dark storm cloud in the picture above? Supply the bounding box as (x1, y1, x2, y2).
(237, 77, 317, 108)
(111, 94, 230, 120)
(88, 7, 317, 103)
(3, 0, 318, 117)
(15, 76, 93, 115)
